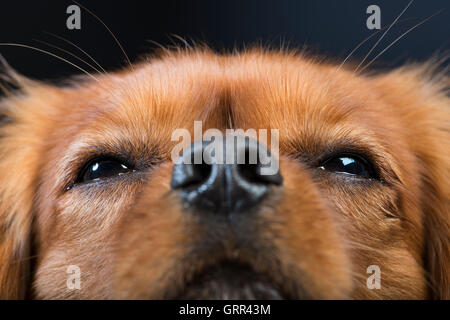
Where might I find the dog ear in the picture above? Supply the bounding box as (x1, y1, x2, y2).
(0, 58, 34, 299)
(371, 63, 450, 299)
(0, 199, 32, 299)
(0, 55, 83, 299)
(423, 187, 450, 299)
(0, 115, 33, 299)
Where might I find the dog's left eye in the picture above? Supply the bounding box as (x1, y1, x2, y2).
(79, 158, 131, 183)
(319, 154, 374, 178)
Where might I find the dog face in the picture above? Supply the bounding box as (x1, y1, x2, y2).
(0, 49, 449, 299)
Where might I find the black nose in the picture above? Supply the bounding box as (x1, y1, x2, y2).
(171, 136, 282, 214)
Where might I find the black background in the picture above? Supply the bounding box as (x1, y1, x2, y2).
(0, 0, 448, 79)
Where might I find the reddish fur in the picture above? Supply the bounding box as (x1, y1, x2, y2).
(0, 49, 448, 299)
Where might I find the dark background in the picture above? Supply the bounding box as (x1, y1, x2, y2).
(0, 0, 448, 79)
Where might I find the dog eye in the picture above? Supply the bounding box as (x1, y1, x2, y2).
(79, 158, 131, 183)
(319, 154, 374, 178)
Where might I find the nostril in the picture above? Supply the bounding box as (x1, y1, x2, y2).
(193, 163, 213, 185)
(237, 163, 261, 183)
(171, 162, 212, 189)
(237, 162, 283, 186)
(235, 144, 283, 186)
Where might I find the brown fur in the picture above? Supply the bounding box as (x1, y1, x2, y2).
(0, 49, 448, 299)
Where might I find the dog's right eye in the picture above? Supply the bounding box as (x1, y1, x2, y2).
(78, 158, 131, 183)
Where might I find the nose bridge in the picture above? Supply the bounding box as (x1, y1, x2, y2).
(170, 135, 282, 215)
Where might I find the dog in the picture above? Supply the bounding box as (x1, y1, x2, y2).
(0, 48, 448, 299)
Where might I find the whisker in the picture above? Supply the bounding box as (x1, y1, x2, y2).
(0, 43, 100, 82)
(355, 0, 414, 72)
(358, 9, 444, 73)
(337, 17, 415, 71)
(34, 39, 103, 74)
(43, 31, 107, 73)
(72, 0, 133, 69)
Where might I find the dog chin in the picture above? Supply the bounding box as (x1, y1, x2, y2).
(174, 261, 293, 300)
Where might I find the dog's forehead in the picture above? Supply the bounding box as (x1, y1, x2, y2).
(48, 51, 396, 162)
(101, 51, 378, 131)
